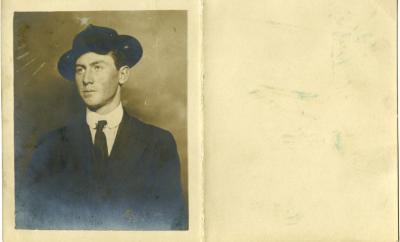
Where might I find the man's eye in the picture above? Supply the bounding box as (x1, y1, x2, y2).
(93, 65, 102, 71)
(75, 68, 85, 74)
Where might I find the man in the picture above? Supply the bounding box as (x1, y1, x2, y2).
(16, 25, 187, 230)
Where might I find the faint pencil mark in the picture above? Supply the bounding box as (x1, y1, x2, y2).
(265, 20, 301, 29)
(285, 213, 303, 226)
(32, 62, 46, 76)
(335, 132, 343, 152)
(249, 89, 260, 95)
(17, 57, 37, 72)
(16, 44, 27, 50)
(335, 59, 349, 65)
(263, 19, 312, 32)
(331, 36, 335, 81)
(282, 134, 295, 145)
(16, 51, 30, 60)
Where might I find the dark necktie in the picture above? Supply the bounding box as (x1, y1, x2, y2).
(94, 120, 108, 178)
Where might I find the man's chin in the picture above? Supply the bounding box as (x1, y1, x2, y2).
(83, 99, 102, 111)
(86, 104, 102, 112)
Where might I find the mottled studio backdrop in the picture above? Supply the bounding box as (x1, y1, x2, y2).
(14, 11, 188, 202)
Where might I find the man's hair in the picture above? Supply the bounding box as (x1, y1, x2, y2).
(108, 50, 128, 70)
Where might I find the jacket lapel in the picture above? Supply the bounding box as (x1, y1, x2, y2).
(65, 111, 149, 176)
(108, 111, 148, 165)
(65, 113, 94, 175)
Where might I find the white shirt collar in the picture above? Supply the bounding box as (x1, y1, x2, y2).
(86, 103, 123, 129)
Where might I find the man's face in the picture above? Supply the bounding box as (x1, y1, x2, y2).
(75, 52, 120, 111)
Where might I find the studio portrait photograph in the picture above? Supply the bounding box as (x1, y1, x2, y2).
(13, 11, 188, 230)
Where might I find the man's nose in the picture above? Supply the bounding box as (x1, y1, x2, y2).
(82, 70, 93, 85)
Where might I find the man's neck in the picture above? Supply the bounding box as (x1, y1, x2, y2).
(86, 102, 124, 129)
(88, 102, 122, 116)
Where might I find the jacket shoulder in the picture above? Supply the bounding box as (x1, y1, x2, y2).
(125, 114, 176, 144)
(35, 126, 68, 147)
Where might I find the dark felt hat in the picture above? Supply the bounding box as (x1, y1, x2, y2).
(58, 24, 143, 81)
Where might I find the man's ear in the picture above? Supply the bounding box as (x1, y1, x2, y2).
(118, 66, 130, 85)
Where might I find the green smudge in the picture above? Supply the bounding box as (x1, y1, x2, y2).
(335, 133, 342, 151)
(293, 91, 318, 100)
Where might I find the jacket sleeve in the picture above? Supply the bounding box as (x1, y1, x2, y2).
(149, 130, 188, 230)
(15, 129, 63, 228)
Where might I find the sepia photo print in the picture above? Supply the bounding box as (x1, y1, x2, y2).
(14, 11, 188, 230)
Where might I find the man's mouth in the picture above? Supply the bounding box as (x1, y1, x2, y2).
(82, 90, 96, 97)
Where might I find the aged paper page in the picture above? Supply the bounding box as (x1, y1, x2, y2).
(2, 0, 203, 241)
(204, 0, 397, 241)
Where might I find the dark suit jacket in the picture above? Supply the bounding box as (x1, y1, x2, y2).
(16, 111, 187, 230)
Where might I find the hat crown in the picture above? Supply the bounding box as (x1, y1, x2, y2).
(72, 25, 117, 53)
